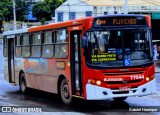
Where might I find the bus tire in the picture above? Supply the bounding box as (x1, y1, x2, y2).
(113, 97, 127, 102)
(19, 72, 29, 94)
(60, 78, 72, 105)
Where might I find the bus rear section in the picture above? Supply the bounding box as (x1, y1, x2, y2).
(82, 15, 156, 101)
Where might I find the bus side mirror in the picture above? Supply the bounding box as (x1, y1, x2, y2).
(82, 36, 87, 48)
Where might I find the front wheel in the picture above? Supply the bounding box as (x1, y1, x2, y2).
(19, 73, 29, 94)
(60, 79, 72, 105)
(113, 97, 127, 102)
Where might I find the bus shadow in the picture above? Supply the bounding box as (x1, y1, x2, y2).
(25, 88, 130, 112)
(6, 88, 130, 112)
(70, 99, 130, 113)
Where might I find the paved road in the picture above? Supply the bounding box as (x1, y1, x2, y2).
(0, 73, 160, 115)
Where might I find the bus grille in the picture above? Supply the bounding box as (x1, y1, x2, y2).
(113, 91, 129, 94)
(105, 80, 142, 84)
(103, 71, 144, 76)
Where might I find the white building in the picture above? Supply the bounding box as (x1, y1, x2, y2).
(55, 0, 93, 22)
(55, 0, 160, 22)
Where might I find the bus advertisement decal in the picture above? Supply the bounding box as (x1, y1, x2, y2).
(24, 58, 48, 74)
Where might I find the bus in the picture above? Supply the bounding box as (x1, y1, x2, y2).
(3, 14, 156, 104)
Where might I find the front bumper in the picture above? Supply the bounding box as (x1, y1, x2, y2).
(86, 78, 156, 100)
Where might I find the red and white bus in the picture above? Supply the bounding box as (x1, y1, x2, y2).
(3, 14, 156, 104)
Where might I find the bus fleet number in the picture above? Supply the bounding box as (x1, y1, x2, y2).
(130, 75, 144, 80)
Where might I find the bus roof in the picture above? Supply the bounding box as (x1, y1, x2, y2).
(28, 17, 93, 33)
(3, 28, 29, 36)
(95, 14, 147, 18)
(29, 14, 149, 32)
(3, 14, 150, 36)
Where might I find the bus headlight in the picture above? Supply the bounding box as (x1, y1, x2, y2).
(146, 77, 150, 81)
(146, 76, 154, 81)
(96, 80, 101, 86)
(88, 79, 95, 84)
(88, 79, 101, 86)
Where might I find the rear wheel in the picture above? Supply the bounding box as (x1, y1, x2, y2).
(60, 79, 72, 105)
(19, 72, 29, 94)
(113, 97, 127, 102)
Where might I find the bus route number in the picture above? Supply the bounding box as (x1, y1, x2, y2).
(130, 75, 144, 80)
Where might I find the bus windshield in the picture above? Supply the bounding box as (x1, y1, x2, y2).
(85, 29, 153, 68)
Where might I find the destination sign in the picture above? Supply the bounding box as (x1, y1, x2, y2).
(91, 53, 116, 62)
(94, 16, 147, 27)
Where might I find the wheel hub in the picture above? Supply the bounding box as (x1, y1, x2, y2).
(62, 84, 69, 99)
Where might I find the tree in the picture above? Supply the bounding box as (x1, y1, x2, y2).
(0, 0, 12, 21)
(32, 0, 66, 21)
(44, 0, 66, 16)
(40, 18, 46, 25)
(0, 0, 31, 22)
(15, 0, 31, 21)
(32, 2, 52, 21)
(0, 20, 2, 33)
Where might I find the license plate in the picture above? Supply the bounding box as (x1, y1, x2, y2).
(119, 86, 131, 91)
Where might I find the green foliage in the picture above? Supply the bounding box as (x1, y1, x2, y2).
(0, 0, 31, 21)
(0, 0, 66, 22)
(15, 0, 31, 21)
(32, 0, 66, 21)
(32, 2, 52, 21)
(44, 0, 66, 16)
(0, 0, 12, 21)
(40, 18, 46, 25)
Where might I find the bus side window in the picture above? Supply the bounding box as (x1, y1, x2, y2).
(15, 35, 21, 58)
(42, 30, 54, 58)
(31, 33, 41, 58)
(55, 29, 68, 58)
(21, 34, 30, 57)
(3, 36, 7, 57)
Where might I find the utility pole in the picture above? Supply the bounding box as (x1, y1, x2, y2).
(68, 0, 71, 20)
(13, 0, 17, 30)
(124, 0, 128, 14)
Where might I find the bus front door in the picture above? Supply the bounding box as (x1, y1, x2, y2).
(70, 30, 83, 96)
(7, 38, 15, 83)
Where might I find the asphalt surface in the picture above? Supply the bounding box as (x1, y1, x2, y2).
(0, 73, 160, 115)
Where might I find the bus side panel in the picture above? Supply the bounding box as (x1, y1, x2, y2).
(3, 57, 9, 82)
(40, 75, 59, 93)
(14, 57, 63, 94)
(15, 71, 20, 85)
(25, 73, 59, 94)
(14, 58, 25, 85)
(47, 59, 71, 94)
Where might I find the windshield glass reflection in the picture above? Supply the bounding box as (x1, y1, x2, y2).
(86, 29, 153, 67)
